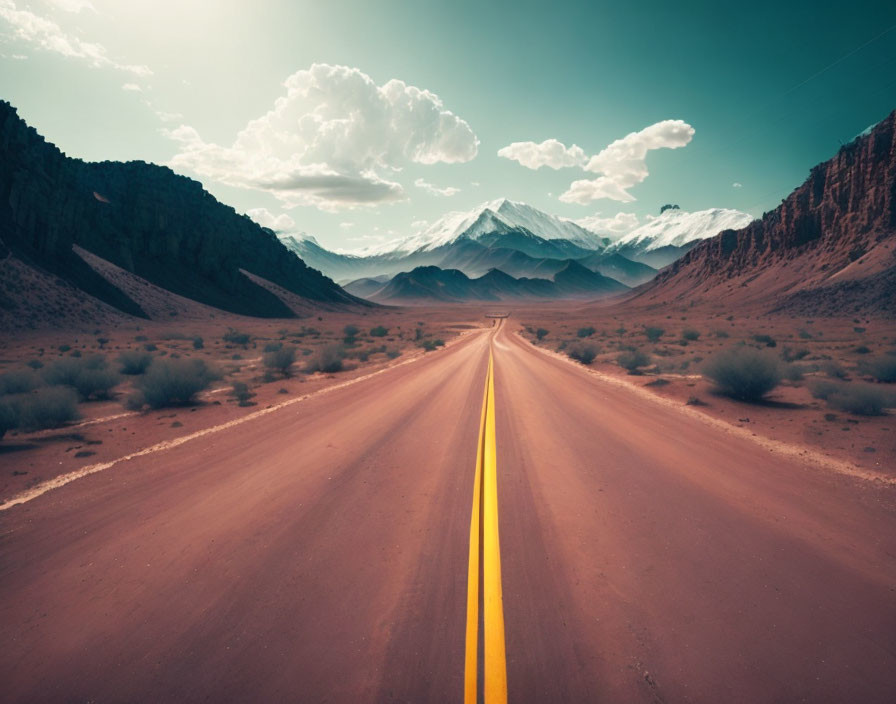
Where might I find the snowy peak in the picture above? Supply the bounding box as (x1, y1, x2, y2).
(363, 198, 609, 255)
(612, 208, 753, 252)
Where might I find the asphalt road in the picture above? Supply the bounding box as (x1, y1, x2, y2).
(1, 320, 894, 702)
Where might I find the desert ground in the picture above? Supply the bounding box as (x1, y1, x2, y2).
(1, 303, 894, 702)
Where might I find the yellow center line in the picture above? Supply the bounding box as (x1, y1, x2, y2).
(465, 345, 508, 703)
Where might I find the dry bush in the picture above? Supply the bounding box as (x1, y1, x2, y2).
(305, 344, 347, 373)
(702, 346, 782, 401)
(131, 358, 218, 409)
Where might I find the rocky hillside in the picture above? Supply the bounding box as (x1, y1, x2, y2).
(633, 109, 896, 315)
(0, 101, 361, 319)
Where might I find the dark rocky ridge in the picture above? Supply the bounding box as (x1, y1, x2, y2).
(0, 101, 362, 318)
(634, 109, 896, 315)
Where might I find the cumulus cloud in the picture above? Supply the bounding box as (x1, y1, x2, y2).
(166, 63, 479, 210)
(732, 182, 743, 188)
(414, 177, 460, 197)
(246, 207, 295, 232)
(497, 138, 587, 170)
(0, 0, 150, 75)
(559, 120, 694, 204)
(339, 222, 355, 229)
(573, 212, 639, 237)
(121, 82, 141, 92)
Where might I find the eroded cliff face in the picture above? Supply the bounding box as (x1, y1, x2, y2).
(0, 101, 361, 318)
(637, 110, 896, 315)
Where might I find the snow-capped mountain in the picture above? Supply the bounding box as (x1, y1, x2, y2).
(360, 198, 609, 255)
(612, 208, 753, 251)
(607, 208, 753, 268)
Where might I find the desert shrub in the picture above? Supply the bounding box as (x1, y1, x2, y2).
(306, 344, 346, 373)
(135, 335, 148, 342)
(159, 332, 188, 340)
(645, 378, 669, 387)
(567, 343, 598, 365)
(782, 346, 810, 362)
(854, 327, 866, 334)
(809, 379, 892, 416)
(264, 342, 283, 353)
(11, 387, 80, 431)
(0, 399, 17, 439)
(419, 339, 446, 352)
(820, 360, 848, 379)
(808, 379, 839, 400)
(702, 346, 782, 401)
(58, 344, 71, 353)
(798, 329, 813, 339)
(26, 359, 44, 370)
(0, 369, 44, 395)
(860, 355, 896, 383)
(343, 324, 360, 339)
(577, 326, 596, 338)
(414, 327, 424, 341)
(854, 345, 871, 355)
(118, 351, 153, 375)
(617, 348, 650, 374)
(644, 326, 664, 342)
(223, 329, 251, 346)
(386, 348, 402, 359)
(43, 356, 119, 400)
(133, 358, 218, 409)
(782, 364, 805, 382)
(71, 350, 82, 358)
(535, 328, 549, 341)
(752, 334, 777, 348)
(713, 329, 730, 339)
(230, 381, 255, 407)
(681, 328, 700, 341)
(192, 336, 204, 350)
(263, 345, 297, 377)
(370, 326, 389, 337)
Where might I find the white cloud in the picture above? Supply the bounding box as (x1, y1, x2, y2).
(246, 207, 296, 232)
(732, 182, 743, 188)
(339, 222, 355, 229)
(497, 138, 586, 170)
(560, 120, 694, 204)
(0, 0, 151, 75)
(166, 63, 478, 210)
(154, 110, 182, 123)
(48, 0, 95, 12)
(411, 219, 428, 231)
(573, 212, 639, 237)
(122, 82, 141, 92)
(414, 177, 460, 197)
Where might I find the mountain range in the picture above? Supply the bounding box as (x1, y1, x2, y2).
(356, 260, 628, 304)
(281, 200, 750, 294)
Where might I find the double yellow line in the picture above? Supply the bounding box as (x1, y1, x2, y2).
(464, 349, 507, 703)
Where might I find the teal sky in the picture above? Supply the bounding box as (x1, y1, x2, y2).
(2, 0, 896, 251)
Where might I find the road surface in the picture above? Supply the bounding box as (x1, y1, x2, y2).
(1, 320, 894, 702)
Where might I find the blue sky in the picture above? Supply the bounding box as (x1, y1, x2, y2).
(2, 0, 895, 251)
